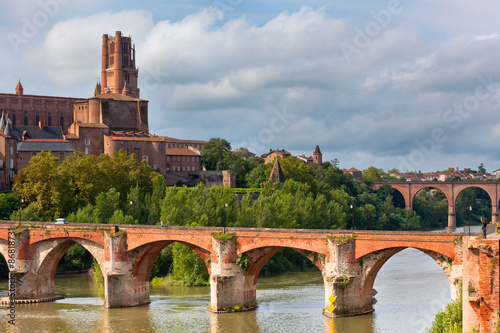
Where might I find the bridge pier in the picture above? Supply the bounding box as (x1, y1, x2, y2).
(104, 272, 150, 307)
(462, 237, 500, 333)
(209, 235, 257, 312)
(448, 213, 456, 231)
(322, 236, 374, 317)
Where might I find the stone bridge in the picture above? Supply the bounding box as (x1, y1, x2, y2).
(0, 222, 498, 332)
(369, 181, 500, 230)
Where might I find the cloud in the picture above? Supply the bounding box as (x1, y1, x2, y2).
(2, 2, 500, 172)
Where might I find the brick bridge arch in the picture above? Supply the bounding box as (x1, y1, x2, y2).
(241, 246, 325, 285)
(130, 240, 211, 281)
(15, 234, 106, 300)
(124, 227, 214, 281)
(370, 181, 500, 228)
(237, 233, 329, 282)
(357, 246, 459, 304)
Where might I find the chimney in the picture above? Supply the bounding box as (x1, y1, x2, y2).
(39, 121, 43, 130)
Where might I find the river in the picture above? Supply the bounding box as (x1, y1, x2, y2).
(0, 247, 451, 333)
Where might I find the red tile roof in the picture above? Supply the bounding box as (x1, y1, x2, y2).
(165, 148, 200, 156)
(162, 136, 207, 144)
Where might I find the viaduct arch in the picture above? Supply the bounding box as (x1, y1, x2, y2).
(370, 181, 500, 229)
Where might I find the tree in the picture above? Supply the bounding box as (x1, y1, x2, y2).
(245, 163, 268, 188)
(94, 188, 121, 223)
(478, 163, 486, 174)
(362, 166, 384, 182)
(201, 138, 232, 170)
(0, 193, 19, 220)
(13, 151, 70, 220)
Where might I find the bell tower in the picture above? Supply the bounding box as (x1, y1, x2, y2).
(313, 145, 322, 165)
(100, 31, 139, 98)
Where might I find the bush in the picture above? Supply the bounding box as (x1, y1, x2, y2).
(425, 287, 462, 333)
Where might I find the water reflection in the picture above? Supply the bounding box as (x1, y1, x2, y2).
(324, 315, 376, 333)
(209, 311, 262, 333)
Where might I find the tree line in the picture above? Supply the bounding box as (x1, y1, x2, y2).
(0, 139, 493, 283)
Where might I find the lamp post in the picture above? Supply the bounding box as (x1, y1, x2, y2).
(223, 202, 228, 234)
(350, 204, 354, 230)
(469, 206, 472, 236)
(18, 198, 24, 226)
(129, 200, 134, 222)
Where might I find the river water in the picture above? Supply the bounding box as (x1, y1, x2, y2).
(0, 248, 450, 333)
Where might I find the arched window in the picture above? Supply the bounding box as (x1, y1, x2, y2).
(59, 112, 64, 128)
(36, 111, 39, 124)
(48, 112, 52, 126)
(24, 110, 28, 125)
(12, 111, 16, 125)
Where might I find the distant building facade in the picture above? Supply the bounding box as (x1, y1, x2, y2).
(261, 146, 323, 166)
(0, 114, 16, 190)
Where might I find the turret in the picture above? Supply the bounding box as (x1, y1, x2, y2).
(101, 34, 109, 93)
(15, 79, 23, 95)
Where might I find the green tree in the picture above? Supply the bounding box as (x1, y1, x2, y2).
(94, 188, 121, 223)
(201, 138, 232, 170)
(245, 163, 269, 188)
(362, 166, 384, 182)
(0, 193, 19, 220)
(13, 151, 71, 220)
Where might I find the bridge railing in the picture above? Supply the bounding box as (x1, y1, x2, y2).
(462, 224, 496, 236)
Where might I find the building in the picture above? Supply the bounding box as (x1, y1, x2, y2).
(261, 149, 292, 164)
(262, 146, 323, 165)
(346, 167, 362, 181)
(0, 31, 236, 188)
(163, 137, 206, 172)
(0, 114, 16, 190)
(313, 145, 322, 165)
(0, 80, 78, 134)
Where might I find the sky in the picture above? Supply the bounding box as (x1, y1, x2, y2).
(1, 0, 500, 173)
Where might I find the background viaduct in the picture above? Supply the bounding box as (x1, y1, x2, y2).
(370, 181, 500, 230)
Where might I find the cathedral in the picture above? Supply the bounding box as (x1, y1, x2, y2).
(0, 31, 206, 190)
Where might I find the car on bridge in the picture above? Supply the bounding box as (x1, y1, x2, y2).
(53, 218, 68, 225)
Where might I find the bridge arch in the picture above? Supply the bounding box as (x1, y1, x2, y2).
(36, 237, 105, 279)
(131, 240, 211, 282)
(14, 236, 106, 300)
(357, 245, 460, 300)
(241, 245, 324, 285)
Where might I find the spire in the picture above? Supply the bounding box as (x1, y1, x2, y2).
(94, 79, 101, 96)
(3, 119, 11, 137)
(0, 111, 5, 131)
(314, 145, 321, 154)
(15, 79, 23, 95)
(268, 157, 286, 184)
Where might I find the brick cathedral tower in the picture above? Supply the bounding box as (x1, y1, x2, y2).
(101, 31, 139, 98)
